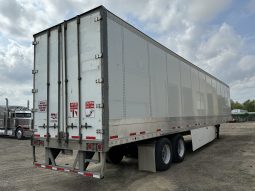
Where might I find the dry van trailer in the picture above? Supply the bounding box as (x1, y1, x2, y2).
(31, 6, 231, 178)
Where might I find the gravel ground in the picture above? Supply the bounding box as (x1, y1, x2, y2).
(0, 122, 254, 191)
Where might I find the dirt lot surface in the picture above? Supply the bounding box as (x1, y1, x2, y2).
(0, 122, 254, 191)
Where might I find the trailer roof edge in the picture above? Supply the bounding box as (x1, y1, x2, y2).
(32, 5, 229, 88)
(33, 5, 106, 37)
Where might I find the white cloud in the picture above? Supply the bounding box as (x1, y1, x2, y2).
(238, 55, 255, 71)
(186, 0, 232, 23)
(0, 39, 32, 106)
(246, 0, 255, 14)
(198, 23, 243, 60)
(230, 76, 255, 102)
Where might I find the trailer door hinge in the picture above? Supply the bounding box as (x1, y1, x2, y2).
(96, 103, 104, 109)
(32, 89, 38, 93)
(31, 108, 38, 112)
(96, 78, 104, 83)
(94, 15, 102, 22)
(32, 41, 39, 45)
(32, 70, 38, 74)
(95, 53, 103, 59)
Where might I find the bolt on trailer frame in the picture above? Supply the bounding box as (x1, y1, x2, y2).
(31, 6, 231, 179)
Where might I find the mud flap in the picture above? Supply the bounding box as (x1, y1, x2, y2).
(138, 142, 156, 172)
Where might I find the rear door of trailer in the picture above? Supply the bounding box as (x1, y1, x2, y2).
(33, 10, 103, 144)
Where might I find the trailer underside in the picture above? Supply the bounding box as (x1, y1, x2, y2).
(32, 124, 221, 179)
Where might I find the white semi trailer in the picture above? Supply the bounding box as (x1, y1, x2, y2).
(31, 6, 231, 178)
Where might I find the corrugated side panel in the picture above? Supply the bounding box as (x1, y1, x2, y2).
(33, 10, 103, 141)
(106, 12, 231, 147)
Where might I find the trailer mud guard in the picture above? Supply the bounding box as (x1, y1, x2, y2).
(138, 142, 156, 172)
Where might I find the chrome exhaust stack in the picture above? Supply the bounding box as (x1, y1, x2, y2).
(5, 98, 8, 133)
(27, 100, 30, 110)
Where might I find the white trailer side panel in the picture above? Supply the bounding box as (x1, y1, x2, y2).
(106, 12, 231, 147)
(180, 61, 193, 117)
(107, 18, 124, 120)
(166, 55, 182, 118)
(148, 43, 168, 118)
(123, 27, 151, 118)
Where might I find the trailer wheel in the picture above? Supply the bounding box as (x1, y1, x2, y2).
(155, 138, 172, 171)
(215, 124, 220, 139)
(16, 128, 23, 140)
(107, 146, 124, 164)
(171, 134, 185, 163)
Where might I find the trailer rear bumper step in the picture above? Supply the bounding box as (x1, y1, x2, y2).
(34, 163, 102, 179)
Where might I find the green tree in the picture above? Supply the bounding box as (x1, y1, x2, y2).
(231, 99, 243, 110)
(243, 99, 255, 112)
(231, 99, 255, 112)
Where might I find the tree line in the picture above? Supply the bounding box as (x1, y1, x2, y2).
(231, 99, 255, 112)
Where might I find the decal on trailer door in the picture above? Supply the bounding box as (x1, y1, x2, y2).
(70, 102, 78, 118)
(38, 100, 47, 113)
(50, 113, 58, 123)
(85, 101, 95, 118)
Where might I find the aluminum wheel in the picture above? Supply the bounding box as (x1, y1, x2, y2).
(177, 139, 185, 157)
(155, 138, 172, 171)
(162, 144, 171, 164)
(16, 129, 23, 140)
(172, 134, 186, 162)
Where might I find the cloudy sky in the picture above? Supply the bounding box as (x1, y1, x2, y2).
(0, 0, 254, 106)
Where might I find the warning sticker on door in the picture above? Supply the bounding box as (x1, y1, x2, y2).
(38, 100, 47, 113)
(50, 113, 58, 123)
(70, 102, 78, 118)
(85, 101, 95, 118)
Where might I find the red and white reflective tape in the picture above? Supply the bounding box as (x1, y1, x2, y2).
(34, 163, 101, 179)
(71, 136, 80, 139)
(86, 136, 96, 140)
(33, 134, 40, 138)
(110, 135, 118, 140)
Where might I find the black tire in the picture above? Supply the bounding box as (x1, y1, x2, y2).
(171, 134, 186, 163)
(107, 146, 124, 164)
(16, 128, 23, 140)
(215, 124, 220, 139)
(155, 138, 172, 171)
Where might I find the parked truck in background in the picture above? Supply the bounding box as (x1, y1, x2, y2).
(31, 6, 231, 179)
(0, 98, 32, 139)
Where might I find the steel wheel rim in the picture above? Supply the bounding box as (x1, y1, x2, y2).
(177, 139, 185, 157)
(162, 144, 171, 164)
